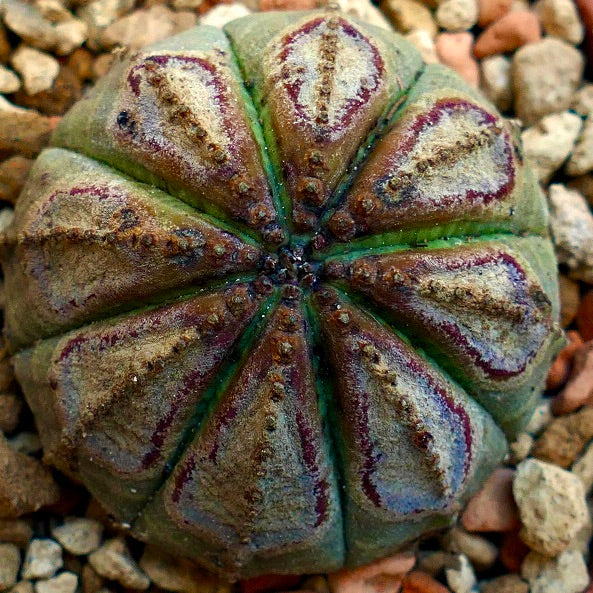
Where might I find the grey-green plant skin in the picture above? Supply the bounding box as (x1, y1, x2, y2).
(1, 9, 564, 580)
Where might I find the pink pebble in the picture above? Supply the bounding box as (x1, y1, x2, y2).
(435, 33, 480, 88)
(328, 551, 416, 593)
(461, 468, 521, 532)
(478, 0, 512, 26)
(474, 11, 542, 58)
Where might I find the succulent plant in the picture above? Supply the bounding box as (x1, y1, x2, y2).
(1, 9, 563, 579)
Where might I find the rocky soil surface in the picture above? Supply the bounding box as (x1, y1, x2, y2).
(0, 0, 593, 591)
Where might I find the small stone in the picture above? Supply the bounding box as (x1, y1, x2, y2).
(566, 116, 593, 176)
(510, 432, 533, 462)
(512, 38, 584, 126)
(328, 551, 416, 593)
(416, 551, 459, 577)
(478, 0, 512, 25)
(100, 5, 196, 49)
(259, 0, 316, 8)
(53, 18, 88, 55)
(2, 0, 57, 52)
(474, 11, 541, 58)
(462, 468, 520, 532)
(21, 540, 63, 580)
(0, 66, 20, 94)
(531, 406, 593, 467)
(521, 550, 589, 593)
(0, 156, 32, 205)
(10, 46, 59, 95)
(381, 0, 438, 36)
(536, 0, 584, 44)
(0, 543, 20, 591)
(560, 276, 581, 328)
(549, 184, 593, 283)
(444, 554, 476, 593)
(513, 458, 589, 556)
(0, 434, 60, 518)
(0, 519, 33, 548)
(92, 54, 114, 80)
(199, 3, 251, 28)
(77, 0, 135, 50)
(0, 393, 22, 434)
(547, 330, 583, 393)
(88, 538, 150, 590)
(525, 400, 553, 435)
(571, 84, 593, 116)
(67, 48, 94, 82)
(9, 582, 34, 593)
(481, 575, 529, 593)
(330, 0, 393, 29)
(436, 0, 478, 31)
(34, 572, 77, 593)
(172, 0, 204, 9)
(0, 24, 10, 63)
(499, 530, 530, 573)
(401, 571, 451, 593)
(51, 518, 103, 556)
(572, 438, 593, 493)
(405, 30, 439, 63)
(554, 341, 593, 414)
(435, 32, 479, 87)
(521, 111, 582, 183)
(480, 55, 512, 112)
(442, 527, 498, 571)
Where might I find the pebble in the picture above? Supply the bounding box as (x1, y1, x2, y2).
(0, 543, 20, 591)
(405, 30, 439, 63)
(416, 551, 459, 577)
(512, 38, 584, 125)
(559, 276, 581, 328)
(333, 0, 393, 30)
(575, 0, 593, 70)
(444, 554, 477, 593)
(461, 468, 520, 532)
(478, 0, 512, 24)
(531, 406, 593, 466)
(21, 540, 63, 580)
(536, 0, 584, 44)
(100, 5, 196, 49)
(199, 2, 251, 27)
(381, 0, 438, 36)
(259, 0, 316, 8)
(435, 33, 479, 87)
(571, 83, 593, 115)
(92, 54, 114, 80)
(51, 518, 103, 556)
(34, 572, 78, 593)
(481, 575, 529, 593)
(442, 527, 498, 571)
(547, 330, 583, 392)
(0, 24, 11, 63)
(578, 290, 593, 340)
(77, 0, 135, 50)
(0, 393, 22, 434)
(88, 538, 150, 590)
(0, 65, 20, 94)
(139, 546, 231, 593)
(548, 184, 593, 283)
(566, 116, 593, 176)
(510, 432, 534, 462)
(0, 433, 60, 518)
(525, 401, 553, 435)
(521, 550, 589, 593)
(241, 574, 301, 593)
(572, 438, 593, 493)
(553, 341, 593, 414)
(474, 11, 541, 59)
(499, 530, 530, 572)
(10, 46, 59, 95)
(436, 0, 478, 31)
(480, 55, 512, 111)
(513, 458, 589, 556)
(2, 0, 57, 52)
(10, 583, 33, 593)
(0, 519, 33, 548)
(401, 571, 451, 593)
(328, 551, 416, 593)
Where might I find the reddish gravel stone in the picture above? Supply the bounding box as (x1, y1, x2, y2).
(547, 330, 584, 391)
(478, 0, 512, 26)
(577, 289, 593, 341)
(499, 530, 530, 573)
(559, 275, 581, 328)
(435, 32, 480, 87)
(0, 155, 33, 204)
(474, 11, 542, 58)
(402, 571, 451, 592)
(240, 574, 302, 593)
(461, 468, 521, 532)
(553, 341, 593, 414)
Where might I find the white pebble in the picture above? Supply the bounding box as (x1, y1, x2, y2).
(199, 2, 251, 28)
(571, 84, 593, 116)
(445, 554, 478, 593)
(536, 0, 584, 45)
(89, 538, 150, 590)
(21, 539, 63, 580)
(405, 30, 439, 63)
(34, 572, 78, 593)
(521, 550, 589, 593)
(480, 55, 512, 112)
(572, 439, 593, 494)
(51, 518, 103, 556)
(0, 66, 21, 94)
(566, 116, 593, 176)
(436, 0, 478, 30)
(0, 543, 20, 591)
(10, 46, 59, 95)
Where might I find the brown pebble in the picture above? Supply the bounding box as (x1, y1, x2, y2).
(559, 275, 581, 328)
(474, 11, 542, 59)
(553, 340, 593, 414)
(92, 54, 114, 81)
(82, 564, 105, 593)
(577, 289, 593, 341)
(499, 530, 530, 573)
(461, 468, 520, 532)
(478, 0, 512, 26)
(574, 0, 593, 74)
(481, 574, 529, 593)
(67, 48, 95, 83)
(435, 32, 480, 87)
(0, 392, 22, 433)
(0, 24, 10, 64)
(0, 433, 60, 518)
(0, 518, 33, 548)
(0, 109, 59, 160)
(568, 174, 593, 206)
(259, 0, 316, 8)
(402, 571, 451, 592)
(11, 66, 82, 117)
(531, 406, 593, 466)
(0, 156, 33, 204)
(546, 330, 584, 391)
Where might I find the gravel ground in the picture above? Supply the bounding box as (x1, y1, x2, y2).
(0, 0, 592, 591)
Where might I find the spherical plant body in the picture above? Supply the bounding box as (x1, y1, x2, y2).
(1, 9, 564, 579)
